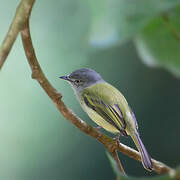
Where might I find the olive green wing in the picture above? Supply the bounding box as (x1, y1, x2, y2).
(82, 92, 128, 136)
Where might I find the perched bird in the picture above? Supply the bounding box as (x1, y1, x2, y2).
(60, 68, 153, 171)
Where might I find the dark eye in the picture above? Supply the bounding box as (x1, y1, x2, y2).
(75, 79, 81, 83)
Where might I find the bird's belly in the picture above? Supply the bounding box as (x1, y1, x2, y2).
(81, 103, 119, 134)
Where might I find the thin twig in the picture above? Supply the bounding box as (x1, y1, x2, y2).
(0, 0, 35, 69)
(111, 150, 126, 175)
(162, 13, 180, 41)
(0, 0, 177, 177)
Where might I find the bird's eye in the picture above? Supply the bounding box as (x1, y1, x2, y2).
(75, 80, 81, 83)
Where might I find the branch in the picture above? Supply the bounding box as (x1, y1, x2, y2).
(20, 7, 175, 177)
(0, 0, 35, 69)
(0, 0, 176, 177)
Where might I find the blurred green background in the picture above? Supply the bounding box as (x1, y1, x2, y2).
(0, 0, 180, 180)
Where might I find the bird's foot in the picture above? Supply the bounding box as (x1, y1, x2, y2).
(95, 126, 102, 138)
(113, 133, 121, 146)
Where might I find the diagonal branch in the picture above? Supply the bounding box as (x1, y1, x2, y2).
(0, 0, 176, 177)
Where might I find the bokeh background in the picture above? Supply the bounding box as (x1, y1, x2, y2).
(0, 0, 180, 180)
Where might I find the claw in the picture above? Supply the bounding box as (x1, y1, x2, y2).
(96, 126, 102, 130)
(113, 133, 121, 146)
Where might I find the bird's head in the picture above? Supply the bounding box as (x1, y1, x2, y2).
(59, 68, 104, 92)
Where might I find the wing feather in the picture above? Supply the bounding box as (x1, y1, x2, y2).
(83, 93, 127, 136)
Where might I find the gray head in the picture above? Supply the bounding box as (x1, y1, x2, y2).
(59, 68, 104, 92)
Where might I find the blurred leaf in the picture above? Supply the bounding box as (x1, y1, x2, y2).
(174, 166, 180, 179)
(88, 0, 118, 48)
(135, 6, 180, 77)
(106, 151, 178, 180)
(31, 0, 90, 66)
(88, 0, 180, 47)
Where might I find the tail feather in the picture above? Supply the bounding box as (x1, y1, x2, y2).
(130, 131, 153, 171)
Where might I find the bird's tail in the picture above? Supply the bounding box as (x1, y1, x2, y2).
(130, 130, 153, 171)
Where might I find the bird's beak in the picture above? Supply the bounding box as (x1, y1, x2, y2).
(59, 75, 72, 82)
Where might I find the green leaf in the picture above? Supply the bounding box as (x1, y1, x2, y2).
(135, 6, 180, 77)
(88, 0, 180, 47)
(174, 166, 180, 179)
(106, 151, 177, 180)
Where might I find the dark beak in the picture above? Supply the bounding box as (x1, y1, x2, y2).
(59, 75, 72, 82)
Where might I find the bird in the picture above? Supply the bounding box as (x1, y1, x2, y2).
(59, 68, 153, 171)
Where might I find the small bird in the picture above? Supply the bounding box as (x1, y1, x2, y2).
(60, 68, 153, 171)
